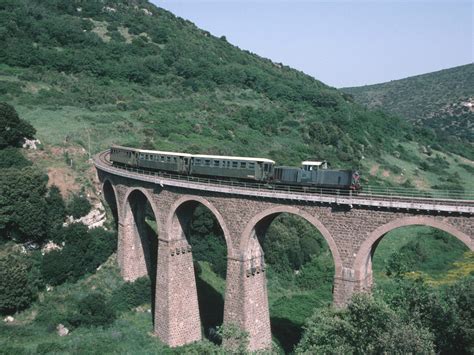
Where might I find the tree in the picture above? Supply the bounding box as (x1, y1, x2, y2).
(41, 224, 116, 286)
(0, 147, 31, 169)
(68, 293, 115, 328)
(0, 102, 35, 148)
(45, 185, 66, 238)
(0, 254, 38, 315)
(67, 193, 91, 219)
(0, 167, 48, 243)
(295, 294, 435, 354)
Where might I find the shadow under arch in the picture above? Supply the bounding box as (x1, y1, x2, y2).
(102, 178, 118, 229)
(353, 216, 473, 281)
(241, 206, 343, 276)
(166, 195, 233, 251)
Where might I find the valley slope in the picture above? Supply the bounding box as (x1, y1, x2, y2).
(343, 64, 474, 154)
(1, 0, 472, 192)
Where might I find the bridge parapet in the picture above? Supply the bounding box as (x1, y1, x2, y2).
(94, 151, 474, 214)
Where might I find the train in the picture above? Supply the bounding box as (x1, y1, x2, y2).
(109, 145, 361, 191)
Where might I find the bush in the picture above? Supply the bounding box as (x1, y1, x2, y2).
(109, 277, 151, 312)
(68, 293, 116, 328)
(0, 102, 35, 148)
(45, 185, 66, 237)
(0, 147, 31, 169)
(0, 254, 38, 315)
(295, 294, 435, 354)
(41, 225, 117, 285)
(296, 253, 334, 290)
(36, 342, 65, 354)
(67, 194, 92, 219)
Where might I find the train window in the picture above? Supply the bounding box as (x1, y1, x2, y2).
(173, 157, 177, 162)
(160, 156, 164, 162)
(249, 163, 255, 169)
(214, 160, 220, 167)
(227, 161, 231, 167)
(184, 158, 188, 164)
(232, 161, 238, 168)
(167, 157, 171, 162)
(204, 160, 211, 166)
(140, 153, 144, 159)
(240, 162, 246, 168)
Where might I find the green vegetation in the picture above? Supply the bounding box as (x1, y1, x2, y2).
(1, 0, 469, 176)
(0, 102, 35, 148)
(41, 224, 116, 286)
(0, 0, 472, 353)
(343, 64, 474, 158)
(67, 193, 92, 219)
(0, 252, 41, 315)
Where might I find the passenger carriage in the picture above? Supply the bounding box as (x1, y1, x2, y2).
(190, 154, 275, 182)
(110, 145, 192, 174)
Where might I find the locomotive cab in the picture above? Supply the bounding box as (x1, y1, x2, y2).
(302, 160, 328, 171)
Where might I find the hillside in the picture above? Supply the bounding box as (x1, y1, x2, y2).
(0, 0, 472, 193)
(343, 64, 474, 148)
(1, 2, 473, 354)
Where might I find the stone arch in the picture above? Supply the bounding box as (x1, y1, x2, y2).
(241, 205, 343, 276)
(102, 178, 118, 228)
(122, 187, 160, 225)
(120, 187, 160, 282)
(166, 195, 233, 251)
(353, 216, 473, 281)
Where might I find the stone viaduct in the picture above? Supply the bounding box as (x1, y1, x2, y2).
(94, 151, 474, 351)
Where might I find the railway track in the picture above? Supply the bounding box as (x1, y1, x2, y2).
(94, 150, 474, 214)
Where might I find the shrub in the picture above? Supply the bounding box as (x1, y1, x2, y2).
(36, 342, 65, 354)
(0, 102, 36, 148)
(295, 294, 435, 354)
(68, 293, 116, 328)
(0, 147, 31, 169)
(109, 277, 151, 312)
(45, 185, 66, 237)
(0, 254, 38, 315)
(41, 225, 117, 285)
(67, 194, 92, 219)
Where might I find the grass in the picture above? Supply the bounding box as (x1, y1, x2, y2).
(372, 226, 471, 286)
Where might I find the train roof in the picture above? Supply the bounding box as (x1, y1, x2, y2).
(111, 145, 192, 157)
(111, 145, 275, 163)
(193, 154, 275, 164)
(302, 160, 327, 166)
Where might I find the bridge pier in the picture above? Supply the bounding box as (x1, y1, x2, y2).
(333, 267, 373, 307)
(154, 238, 201, 346)
(223, 254, 272, 351)
(118, 217, 149, 281)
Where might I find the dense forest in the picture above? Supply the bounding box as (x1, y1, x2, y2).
(0, 0, 473, 353)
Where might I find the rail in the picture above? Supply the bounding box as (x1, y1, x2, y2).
(94, 150, 474, 214)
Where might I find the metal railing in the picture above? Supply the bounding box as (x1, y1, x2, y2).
(95, 151, 474, 207)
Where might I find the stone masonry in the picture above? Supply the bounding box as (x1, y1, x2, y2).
(97, 168, 473, 352)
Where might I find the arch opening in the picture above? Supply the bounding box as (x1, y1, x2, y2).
(245, 209, 338, 353)
(102, 180, 118, 229)
(168, 197, 229, 344)
(354, 217, 473, 291)
(123, 189, 159, 322)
